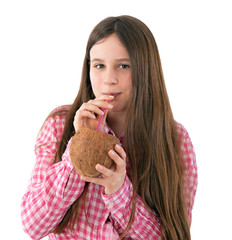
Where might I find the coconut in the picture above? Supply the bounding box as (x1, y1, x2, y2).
(70, 128, 119, 177)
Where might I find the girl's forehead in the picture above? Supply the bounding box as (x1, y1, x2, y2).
(90, 34, 129, 60)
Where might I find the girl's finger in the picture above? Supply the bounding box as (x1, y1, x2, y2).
(80, 103, 105, 116)
(108, 149, 126, 171)
(89, 100, 113, 112)
(114, 144, 127, 160)
(95, 95, 114, 101)
(77, 110, 96, 120)
(81, 175, 104, 186)
(95, 164, 113, 177)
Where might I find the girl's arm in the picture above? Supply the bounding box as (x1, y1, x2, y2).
(21, 116, 85, 240)
(102, 124, 197, 239)
(178, 123, 198, 224)
(102, 176, 162, 239)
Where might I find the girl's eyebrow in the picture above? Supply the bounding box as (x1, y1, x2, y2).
(90, 58, 103, 63)
(115, 58, 131, 62)
(91, 58, 130, 63)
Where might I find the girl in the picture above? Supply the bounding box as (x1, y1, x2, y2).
(21, 15, 197, 240)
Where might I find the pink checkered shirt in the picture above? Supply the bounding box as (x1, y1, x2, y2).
(21, 107, 197, 240)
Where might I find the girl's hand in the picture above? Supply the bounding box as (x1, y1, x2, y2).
(73, 95, 114, 132)
(81, 144, 127, 195)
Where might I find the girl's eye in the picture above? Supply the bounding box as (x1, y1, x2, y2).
(95, 64, 105, 69)
(119, 64, 130, 69)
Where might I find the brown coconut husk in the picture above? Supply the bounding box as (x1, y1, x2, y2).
(70, 128, 119, 177)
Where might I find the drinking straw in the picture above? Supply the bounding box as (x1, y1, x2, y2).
(96, 100, 109, 130)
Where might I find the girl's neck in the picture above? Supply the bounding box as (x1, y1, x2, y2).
(107, 112, 126, 138)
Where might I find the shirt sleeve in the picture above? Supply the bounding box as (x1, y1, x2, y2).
(177, 123, 198, 224)
(21, 116, 85, 240)
(102, 176, 162, 239)
(102, 124, 197, 239)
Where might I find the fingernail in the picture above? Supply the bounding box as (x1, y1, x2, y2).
(107, 104, 113, 108)
(109, 150, 115, 155)
(96, 164, 102, 170)
(115, 144, 120, 149)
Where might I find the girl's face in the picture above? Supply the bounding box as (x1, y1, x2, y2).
(89, 33, 132, 114)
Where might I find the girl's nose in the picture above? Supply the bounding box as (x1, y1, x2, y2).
(104, 69, 118, 85)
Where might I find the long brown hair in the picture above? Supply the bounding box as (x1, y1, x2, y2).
(51, 15, 190, 239)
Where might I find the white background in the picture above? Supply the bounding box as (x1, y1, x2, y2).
(1, 0, 231, 239)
